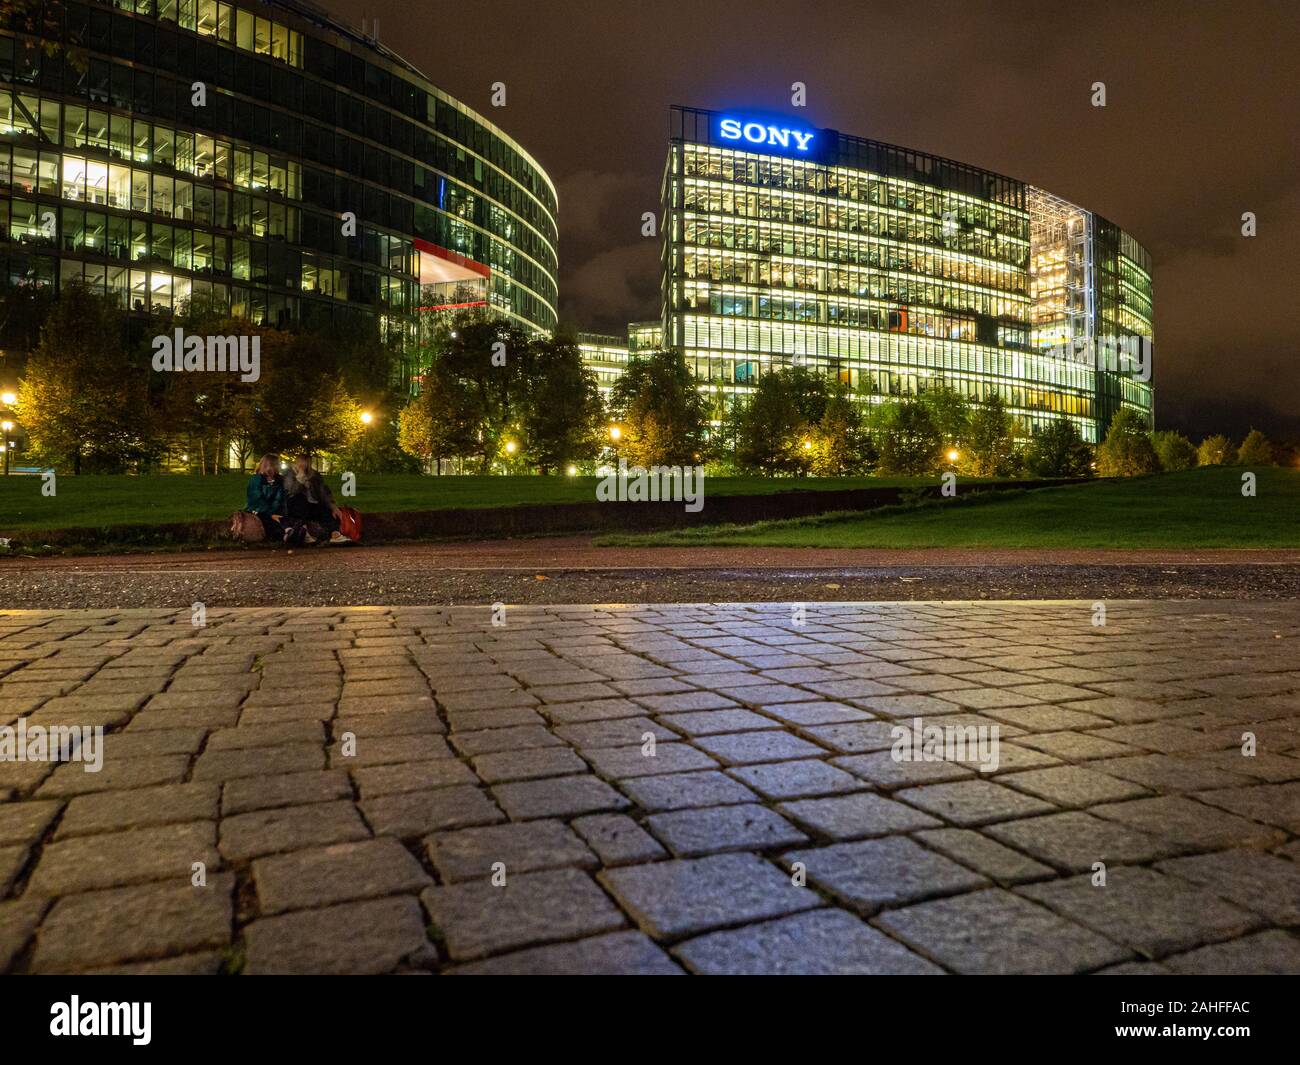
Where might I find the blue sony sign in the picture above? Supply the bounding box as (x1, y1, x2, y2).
(716, 115, 816, 155)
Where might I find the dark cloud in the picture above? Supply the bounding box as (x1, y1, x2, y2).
(333, 0, 1300, 440)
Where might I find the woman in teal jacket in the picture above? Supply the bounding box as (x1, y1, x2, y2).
(245, 453, 286, 538)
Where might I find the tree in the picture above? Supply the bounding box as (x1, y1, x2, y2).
(1096, 407, 1159, 476)
(246, 330, 362, 460)
(919, 384, 971, 453)
(1151, 430, 1197, 473)
(398, 366, 481, 471)
(1236, 428, 1275, 466)
(608, 348, 710, 468)
(964, 394, 1018, 476)
(15, 282, 158, 472)
(806, 381, 872, 476)
(1197, 434, 1234, 466)
(520, 334, 606, 473)
(1026, 418, 1094, 478)
(734, 368, 824, 475)
(871, 399, 944, 476)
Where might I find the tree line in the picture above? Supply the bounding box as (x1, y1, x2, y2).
(2, 290, 1285, 477)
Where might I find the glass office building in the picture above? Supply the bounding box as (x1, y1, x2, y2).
(0, 0, 559, 381)
(660, 105, 1153, 441)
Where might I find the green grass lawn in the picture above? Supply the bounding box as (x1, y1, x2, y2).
(0, 472, 973, 535)
(598, 468, 1300, 549)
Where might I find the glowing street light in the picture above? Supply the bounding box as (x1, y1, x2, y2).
(505, 440, 517, 455)
(802, 439, 813, 451)
(0, 392, 15, 406)
(359, 411, 374, 426)
(609, 425, 622, 441)
(947, 449, 960, 463)
(566, 465, 578, 476)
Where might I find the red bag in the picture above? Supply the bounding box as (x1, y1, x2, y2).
(338, 506, 362, 542)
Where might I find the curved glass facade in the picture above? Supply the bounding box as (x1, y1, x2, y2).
(0, 0, 558, 372)
(662, 105, 1153, 442)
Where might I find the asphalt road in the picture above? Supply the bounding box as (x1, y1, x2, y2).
(1, 539, 1298, 608)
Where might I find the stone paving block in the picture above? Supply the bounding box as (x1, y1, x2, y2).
(253, 838, 431, 914)
(35, 755, 189, 799)
(31, 874, 234, 973)
(895, 780, 1057, 827)
(1013, 731, 1137, 762)
(1090, 795, 1287, 851)
(1154, 849, 1300, 924)
(784, 835, 986, 915)
(1018, 866, 1262, 960)
(449, 725, 561, 758)
(445, 707, 543, 732)
(361, 786, 504, 837)
(0, 800, 61, 847)
(675, 908, 943, 975)
(779, 792, 941, 840)
(1194, 782, 1300, 834)
(205, 722, 324, 751)
(27, 821, 217, 896)
(101, 728, 207, 759)
(692, 730, 828, 766)
(876, 887, 1130, 974)
(0, 844, 27, 895)
(193, 743, 323, 783)
(426, 820, 596, 882)
(244, 895, 433, 974)
(351, 759, 476, 798)
(336, 694, 437, 718)
(471, 746, 588, 784)
(130, 706, 242, 730)
(553, 716, 676, 749)
(222, 770, 352, 815)
(0, 896, 49, 972)
(58, 782, 218, 838)
(914, 827, 1055, 884)
(1162, 930, 1300, 975)
(599, 853, 820, 939)
(94, 951, 224, 975)
(583, 742, 716, 779)
(758, 701, 874, 726)
(492, 774, 631, 820)
(646, 803, 807, 857)
(219, 800, 369, 863)
(571, 813, 667, 866)
(634, 691, 740, 713)
(423, 868, 624, 961)
(1001, 766, 1151, 808)
(728, 759, 865, 800)
(831, 750, 976, 789)
(658, 708, 777, 736)
(799, 721, 900, 754)
(985, 810, 1180, 874)
(617, 770, 759, 812)
(534, 698, 647, 724)
(450, 929, 682, 975)
(329, 733, 451, 769)
(438, 688, 538, 713)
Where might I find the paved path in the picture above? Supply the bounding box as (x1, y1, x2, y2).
(2, 601, 1298, 974)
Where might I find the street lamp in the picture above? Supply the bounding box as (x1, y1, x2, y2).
(505, 440, 517, 455)
(1, 421, 12, 477)
(947, 449, 960, 463)
(0, 392, 15, 406)
(359, 411, 373, 426)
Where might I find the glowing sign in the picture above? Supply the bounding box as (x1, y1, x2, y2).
(717, 116, 815, 153)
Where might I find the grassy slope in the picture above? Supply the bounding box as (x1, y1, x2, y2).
(598, 468, 1300, 550)
(0, 473, 984, 535)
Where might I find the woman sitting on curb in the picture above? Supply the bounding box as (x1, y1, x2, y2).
(244, 453, 286, 539)
(283, 455, 348, 545)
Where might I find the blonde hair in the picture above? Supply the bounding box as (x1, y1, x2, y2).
(293, 455, 314, 476)
(255, 453, 280, 477)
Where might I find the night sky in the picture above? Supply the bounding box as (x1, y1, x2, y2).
(332, 0, 1299, 441)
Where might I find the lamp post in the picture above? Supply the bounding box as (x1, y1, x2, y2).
(0, 390, 14, 476)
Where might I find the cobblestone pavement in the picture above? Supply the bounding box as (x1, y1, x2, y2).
(2, 601, 1298, 975)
